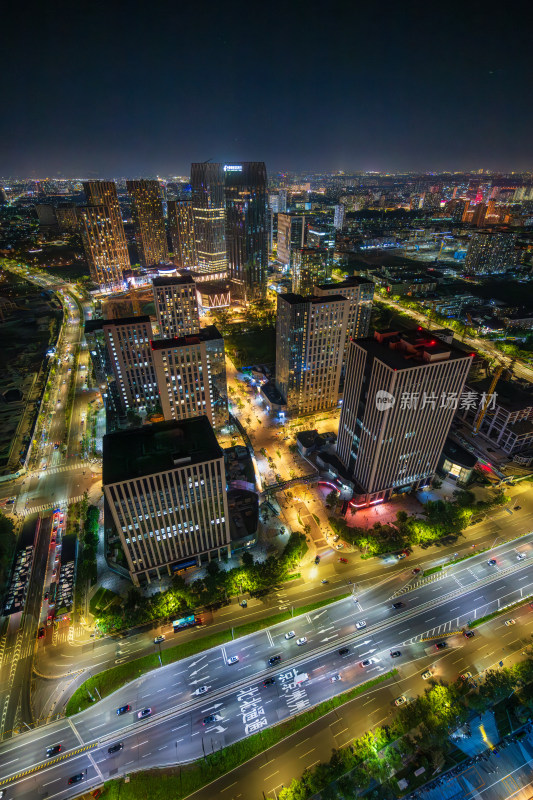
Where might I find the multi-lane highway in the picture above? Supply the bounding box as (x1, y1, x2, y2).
(1, 536, 533, 798)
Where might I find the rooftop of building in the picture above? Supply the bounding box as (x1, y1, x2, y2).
(352, 328, 473, 370)
(466, 376, 533, 412)
(102, 315, 152, 327)
(103, 416, 222, 485)
(278, 292, 348, 306)
(152, 275, 195, 287)
(151, 325, 222, 351)
(315, 276, 374, 291)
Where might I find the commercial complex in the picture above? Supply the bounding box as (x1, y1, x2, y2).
(190, 162, 227, 273)
(464, 230, 516, 275)
(102, 316, 158, 412)
(337, 329, 472, 505)
(275, 292, 349, 415)
(224, 161, 268, 300)
(127, 179, 168, 266)
(151, 326, 227, 430)
(103, 417, 230, 585)
(152, 274, 200, 338)
(168, 200, 198, 268)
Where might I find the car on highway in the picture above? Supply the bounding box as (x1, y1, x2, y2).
(137, 708, 152, 719)
(321, 579, 329, 584)
(392, 602, 404, 609)
(517, 553, 526, 560)
(203, 714, 222, 725)
(331, 673, 341, 682)
(412, 568, 421, 574)
(38, 627, 45, 639)
(487, 559, 497, 566)
(116, 704, 131, 715)
(505, 618, 516, 626)
(464, 630, 475, 638)
(421, 670, 432, 680)
(314, 555, 320, 564)
(356, 620, 366, 630)
(46, 744, 61, 757)
(390, 651, 401, 658)
(285, 631, 295, 639)
(335, 543, 344, 549)
(339, 647, 350, 656)
(227, 655, 239, 665)
(154, 635, 165, 644)
(395, 695, 407, 706)
(268, 655, 281, 666)
(360, 659, 374, 668)
(108, 742, 124, 754)
(333, 535, 339, 542)
(240, 600, 247, 607)
(263, 677, 276, 686)
(460, 672, 473, 680)
(296, 637, 308, 646)
(435, 641, 447, 650)
(193, 686, 209, 696)
(68, 774, 84, 785)
(339, 557, 348, 563)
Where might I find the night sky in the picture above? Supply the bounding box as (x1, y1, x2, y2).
(2, 0, 532, 176)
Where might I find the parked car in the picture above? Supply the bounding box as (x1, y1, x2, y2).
(395, 695, 407, 706)
(421, 671, 432, 680)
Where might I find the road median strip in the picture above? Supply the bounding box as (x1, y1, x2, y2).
(468, 593, 533, 628)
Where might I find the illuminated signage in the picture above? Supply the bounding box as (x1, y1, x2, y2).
(223, 165, 243, 172)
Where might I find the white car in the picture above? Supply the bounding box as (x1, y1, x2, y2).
(154, 635, 165, 644)
(335, 543, 344, 550)
(296, 637, 308, 646)
(421, 671, 432, 680)
(193, 686, 209, 696)
(356, 620, 367, 630)
(505, 619, 515, 626)
(285, 631, 295, 640)
(331, 673, 341, 682)
(517, 553, 526, 560)
(227, 655, 239, 665)
(333, 535, 339, 542)
(395, 695, 407, 706)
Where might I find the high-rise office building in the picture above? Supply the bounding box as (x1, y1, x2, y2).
(151, 325, 227, 430)
(464, 230, 516, 275)
(168, 200, 198, 268)
(127, 179, 168, 266)
(275, 293, 349, 415)
(78, 205, 127, 289)
(103, 416, 230, 585)
(82, 180, 131, 285)
(315, 276, 374, 388)
(333, 203, 345, 231)
(277, 213, 305, 268)
(337, 329, 472, 505)
(152, 275, 200, 338)
(292, 248, 331, 294)
(190, 162, 227, 273)
(278, 189, 287, 213)
(103, 316, 158, 411)
(224, 162, 268, 300)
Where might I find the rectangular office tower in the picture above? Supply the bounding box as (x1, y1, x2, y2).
(315, 276, 374, 388)
(82, 180, 130, 278)
(168, 200, 198, 268)
(292, 248, 331, 294)
(103, 316, 158, 412)
(224, 162, 268, 301)
(277, 213, 306, 268)
(127, 179, 168, 266)
(103, 416, 231, 585)
(78, 205, 127, 289)
(337, 329, 472, 506)
(275, 293, 349, 416)
(190, 162, 227, 273)
(151, 325, 227, 430)
(152, 274, 200, 338)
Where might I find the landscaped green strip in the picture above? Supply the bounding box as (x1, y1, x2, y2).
(422, 565, 443, 577)
(468, 594, 533, 628)
(101, 670, 396, 800)
(66, 593, 350, 715)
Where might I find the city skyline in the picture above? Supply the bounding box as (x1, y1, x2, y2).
(2, 1, 533, 176)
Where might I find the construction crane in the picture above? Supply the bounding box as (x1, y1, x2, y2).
(473, 355, 515, 434)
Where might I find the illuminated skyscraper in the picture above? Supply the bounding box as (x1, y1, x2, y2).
(292, 248, 331, 294)
(81, 180, 130, 286)
(337, 329, 472, 506)
(190, 162, 227, 273)
(333, 203, 345, 230)
(78, 205, 126, 289)
(102, 316, 158, 411)
(152, 275, 200, 338)
(168, 200, 198, 268)
(127, 179, 168, 266)
(224, 162, 268, 300)
(275, 293, 349, 415)
(151, 326, 227, 430)
(277, 213, 305, 268)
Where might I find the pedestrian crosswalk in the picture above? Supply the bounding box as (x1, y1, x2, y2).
(20, 495, 87, 516)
